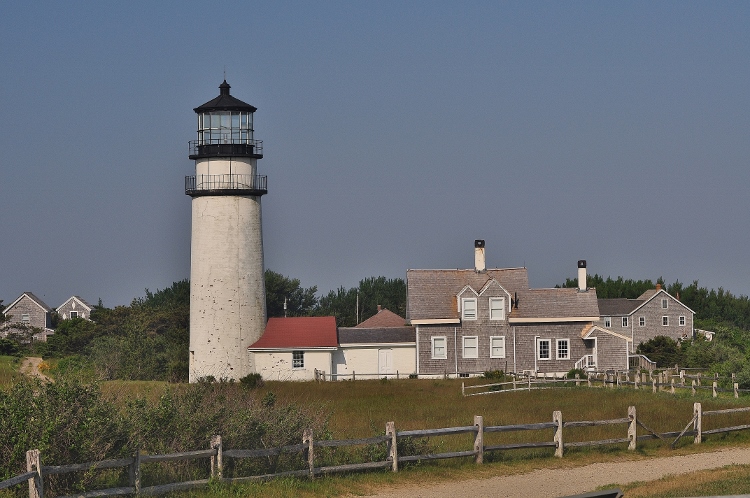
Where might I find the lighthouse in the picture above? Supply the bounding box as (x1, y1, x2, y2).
(186, 80, 267, 382)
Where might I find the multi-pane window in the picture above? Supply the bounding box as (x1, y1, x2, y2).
(490, 336, 506, 358)
(70, 311, 79, 319)
(557, 339, 569, 360)
(463, 336, 478, 358)
(489, 297, 505, 321)
(662, 298, 668, 309)
(604, 317, 611, 327)
(679, 316, 686, 326)
(639, 316, 645, 327)
(538, 339, 551, 360)
(432, 337, 447, 359)
(462, 298, 477, 320)
(622, 317, 629, 327)
(292, 351, 304, 368)
(662, 316, 669, 326)
(21, 314, 30, 324)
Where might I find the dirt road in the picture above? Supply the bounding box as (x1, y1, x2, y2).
(363, 446, 750, 498)
(19, 357, 53, 382)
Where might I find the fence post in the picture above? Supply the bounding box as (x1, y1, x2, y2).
(386, 421, 397, 472)
(671, 378, 675, 395)
(634, 373, 639, 390)
(628, 406, 637, 451)
(680, 370, 685, 386)
(587, 373, 592, 388)
(713, 381, 718, 398)
(694, 403, 702, 444)
(462, 382, 465, 396)
(652, 378, 657, 394)
(303, 428, 314, 478)
(697, 372, 701, 386)
(692, 379, 696, 396)
(735, 383, 739, 399)
(26, 449, 43, 498)
(553, 410, 563, 458)
(210, 435, 222, 480)
(129, 449, 140, 495)
(474, 415, 484, 464)
(575, 373, 580, 387)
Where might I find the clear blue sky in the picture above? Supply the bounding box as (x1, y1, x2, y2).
(1, 1, 749, 308)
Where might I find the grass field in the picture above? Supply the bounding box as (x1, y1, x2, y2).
(6, 369, 750, 497)
(0, 355, 21, 385)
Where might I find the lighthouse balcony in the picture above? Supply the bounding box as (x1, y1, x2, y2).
(185, 174, 267, 197)
(189, 139, 263, 159)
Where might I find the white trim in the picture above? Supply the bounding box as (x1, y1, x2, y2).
(630, 289, 696, 315)
(339, 342, 415, 348)
(247, 346, 337, 352)
(509, 316, 599, 323)
(662, 316, 669, 326)
(622, 316, 629, 327)
(409, 318, 461, 325)
(4, 293, 50, 315)
(556, 339, 569, 360)
(56, 296, 93, 313)
(639, 316, 645, 327)
(489, 297, 505, 321)
(462, 336, 478, 359)
(461, 298, 477, 321)
(537, 338, 551, 361)
(679, 316, 686, 326)
(582, 325, 632, 342)
(490, 335, 506, 359)
(432, 336, 447, 359)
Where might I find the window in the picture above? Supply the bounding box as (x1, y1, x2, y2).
(679, 316, 686, 326)
(662, 316, 669, 326)
(604, 317, 611, 328)
(537, 339, 551, 360)
(490, 336, 506, 358)
(622, 317, 629, 327)
(462, 298, 477, 321)
(292, 351, 304, 368)
(639, 316, 645, 327)
(489, 297, 505, 321)
(557, 339, 569, 360)
(21, 314, 30, 324)
(70, 311, 78, 319)
(432, 336, 447, 359)
(463, 336, 478, 358)
(662, 298, 668, 309)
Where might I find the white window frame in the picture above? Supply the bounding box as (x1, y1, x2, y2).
(662, 298, 668, 309)
(432, 336, 447, 359)
(556, 339, 569, 360)
(639, 316, 645, 327)
(462, 298, 477, 321)
(537, 339, 551, 361)
(70, 310, 79, 319)
(463, 336, 478, 359)
(679, 316, 686, 326)
(489, 297, 505, 321)
(622, 316, 628, 327)
(21, 313, 30, 323)
(490, 336, 506, 358)
(292, 350, 304, 369)
(604, 317, 611, 328)
(662, 316, 669, 326)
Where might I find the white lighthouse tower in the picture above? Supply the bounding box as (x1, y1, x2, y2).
(186, 80, 267, 382)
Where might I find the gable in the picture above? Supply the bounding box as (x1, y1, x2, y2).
(4, 292, 52, 315)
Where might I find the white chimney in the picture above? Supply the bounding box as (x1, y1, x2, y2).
(577, 260, 587, 292)
(474, 240, 486, 272)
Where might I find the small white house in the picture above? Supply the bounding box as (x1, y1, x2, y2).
(248, 317, 338, 381)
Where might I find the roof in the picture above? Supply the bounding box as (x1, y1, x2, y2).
(355, 308, 406, 328)
(407, 268, 529, 321)
(597, 298, 641, 316)
(248, 317, 338, 349)
(3, 292, 52, 314)
(57, 295, 93, 311)
(338, 327, 416, 344)
(508, 288, 600, 322)
(194, 80, 257, 113)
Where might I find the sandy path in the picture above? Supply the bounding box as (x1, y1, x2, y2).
(19, 357, 53, 382)
(363, 446, 750, 498)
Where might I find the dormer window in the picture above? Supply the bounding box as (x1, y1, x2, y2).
(462, 298, 477, 321)
(662, 298, 668, 309)
(489, 297, 505, 321)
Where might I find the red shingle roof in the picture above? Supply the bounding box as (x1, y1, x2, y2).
(248, 317, 338, 349)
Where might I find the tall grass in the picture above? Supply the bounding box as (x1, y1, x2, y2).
(0, 355, 21, 386)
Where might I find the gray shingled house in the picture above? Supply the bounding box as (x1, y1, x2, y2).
(598, 284, 695, 353)
(406, 242, 631, 377)
(1, 292, 54, 341)
(56, 295, 94, 321)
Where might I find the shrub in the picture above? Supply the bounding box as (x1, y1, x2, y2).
(239, 373, 264, 389)
(567, 368, 586, 379)
(483, 370, 505, 380)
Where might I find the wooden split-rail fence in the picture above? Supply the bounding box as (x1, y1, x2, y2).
(3, 402, 750, 498)
(463, 370, 749, 398)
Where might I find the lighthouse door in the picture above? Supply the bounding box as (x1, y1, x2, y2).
(378, 349, 393, 376)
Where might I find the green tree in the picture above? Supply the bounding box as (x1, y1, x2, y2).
(317, 277, 406, 327)
(636, 336, 683, 368)
(265, 270, 318, 318)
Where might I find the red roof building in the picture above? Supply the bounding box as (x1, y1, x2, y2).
(249, 316, 338, 349)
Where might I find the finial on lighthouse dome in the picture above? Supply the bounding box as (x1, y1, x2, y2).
(219, 79, 230, 95)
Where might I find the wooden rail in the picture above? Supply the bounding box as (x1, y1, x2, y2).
(4, 402, 750, 497)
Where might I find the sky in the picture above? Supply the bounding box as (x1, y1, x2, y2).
(1, 1, 749, 309)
